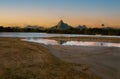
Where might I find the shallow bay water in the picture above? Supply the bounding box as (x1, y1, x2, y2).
(0, 32, 120, 47)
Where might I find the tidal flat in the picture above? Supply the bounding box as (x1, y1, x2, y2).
(0, 38, 101, 79)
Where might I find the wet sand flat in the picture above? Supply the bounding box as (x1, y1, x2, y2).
(46, 45, 120, 79)
(0, 38, 101, 79)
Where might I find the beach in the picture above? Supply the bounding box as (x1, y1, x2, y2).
(0, 37, 120, 79)
(46, 45, 120, 79)
(0, 38, 101, 79)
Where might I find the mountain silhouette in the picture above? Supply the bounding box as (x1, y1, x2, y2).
(51, 20, 71, 30)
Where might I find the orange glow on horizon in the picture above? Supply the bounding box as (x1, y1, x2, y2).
(0, 13, 120, 28)
(0, 0, 120, 28)
(0, 18, 120, 28)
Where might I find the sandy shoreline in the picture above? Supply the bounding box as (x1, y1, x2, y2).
(46, 45, 120, 79)
(1, 37, 120, 79)
(0, 38, 101, 79)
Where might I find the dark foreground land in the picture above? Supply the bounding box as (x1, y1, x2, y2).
(0, 38, 101, 79)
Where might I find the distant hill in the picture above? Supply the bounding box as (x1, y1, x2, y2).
(76, 25, 87, 30)
(51, 20, 72, 30)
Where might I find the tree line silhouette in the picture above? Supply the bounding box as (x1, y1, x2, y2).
(0, 26, 120, 35)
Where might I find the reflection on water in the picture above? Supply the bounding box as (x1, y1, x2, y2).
(1, 32, 119, 47)
(22, 39, 59, 45)
(22, 38, 120, 47)
(0, 33, 48, 37)
(63, 41, 120, 47)
(0, 32, 120, 38)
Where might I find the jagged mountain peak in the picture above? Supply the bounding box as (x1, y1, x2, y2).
(57, 20, 65, 26)
(51, 20, 72, 30)
(59, 20, 64, 23)
(56, 20, 71, 29)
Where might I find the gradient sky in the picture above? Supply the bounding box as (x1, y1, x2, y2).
(0, 0, 120, 28)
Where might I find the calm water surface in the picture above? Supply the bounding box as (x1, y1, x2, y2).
(0, 32, 120, 47)
(0, 32, 120, 38)
(22, 38, 120, 47)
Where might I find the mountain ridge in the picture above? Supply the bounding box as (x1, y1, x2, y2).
(51, 20, 72, 30)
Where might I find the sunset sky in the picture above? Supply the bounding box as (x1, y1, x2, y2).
(0, 0, 120, 28)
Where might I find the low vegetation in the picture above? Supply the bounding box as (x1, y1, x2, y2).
(0, 26, 120, 35)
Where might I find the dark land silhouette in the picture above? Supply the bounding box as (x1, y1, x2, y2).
(0, 20, 120, 35)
